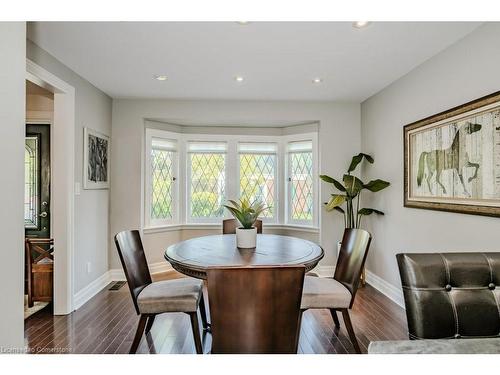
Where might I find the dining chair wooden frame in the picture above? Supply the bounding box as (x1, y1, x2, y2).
(207, 265, 305, 354)
(114, 230, 208, 354)
(301, 228, 372, 354)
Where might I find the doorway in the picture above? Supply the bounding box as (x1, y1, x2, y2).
(26, 59, 76, 316)
(24, 81, 54, 318)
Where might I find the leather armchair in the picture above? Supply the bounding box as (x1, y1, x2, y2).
(397, 252, 500, 340)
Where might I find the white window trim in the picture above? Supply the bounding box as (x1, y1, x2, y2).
(143, 128, 318, 230)
(142, 223, 320, 235)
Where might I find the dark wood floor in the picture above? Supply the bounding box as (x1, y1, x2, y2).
(25, 272, 408, 354)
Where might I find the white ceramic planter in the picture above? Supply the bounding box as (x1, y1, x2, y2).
(236, 227, 257, 248)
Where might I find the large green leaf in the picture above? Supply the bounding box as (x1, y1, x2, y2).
(333, 206, 345, 214)
(343, 174, 364, 197)
(364, 179, 390, 192)
(227, 199, 242, 211)
(224, 198, 270, 229)
(358, 208, 385, 216)
(319, 175, 346, 192)
(325, 194, 346, 212)
(347, 153, 374, 173)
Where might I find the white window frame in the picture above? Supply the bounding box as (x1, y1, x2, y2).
(285, 133, 319, 227)
(143, 128, 318, 229)
(144, 128, 180, 227)
(237, 141, 279, 224)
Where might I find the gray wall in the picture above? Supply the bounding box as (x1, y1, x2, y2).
(0, 22, 26, 350)
(110, 99, 361, 269)
(361, 23, 500, 288)
(26, 39, 112, 294)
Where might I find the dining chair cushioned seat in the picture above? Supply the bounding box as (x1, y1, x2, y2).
(300, 276, 352, 309)
(137, 278, 203, 314)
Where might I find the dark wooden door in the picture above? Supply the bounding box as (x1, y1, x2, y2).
(25, 124, 50, 239)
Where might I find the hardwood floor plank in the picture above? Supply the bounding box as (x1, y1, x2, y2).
(25, 274, 408, 354)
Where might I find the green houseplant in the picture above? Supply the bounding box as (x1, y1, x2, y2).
(224, 198, 269, 248)
(320, 153, 390, 229)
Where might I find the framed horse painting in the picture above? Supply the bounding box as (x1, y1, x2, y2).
(404, 91, 500, 217)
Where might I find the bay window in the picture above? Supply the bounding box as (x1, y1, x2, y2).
(144, 128, 318, 229)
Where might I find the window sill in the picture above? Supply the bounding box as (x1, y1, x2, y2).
(142, 223, 320, 235)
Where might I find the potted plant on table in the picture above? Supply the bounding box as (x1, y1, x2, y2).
(320, 153, 390, 283)
(224, 198, 269, 249)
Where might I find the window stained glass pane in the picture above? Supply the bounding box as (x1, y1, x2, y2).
(290, 151, 313, 221)
(25, 137, 39, 228)
(190, 153, 225, 218)
(151, 148, 174, 220)
(239, 153, 276, 218)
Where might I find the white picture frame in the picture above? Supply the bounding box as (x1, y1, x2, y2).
(83, 127, 110, 189)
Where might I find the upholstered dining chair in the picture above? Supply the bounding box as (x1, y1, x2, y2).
(301, 228, 372, 353)
(207, 265, 305, 354)
(222, 218, 263, 234)
(114, 230, 208, 354)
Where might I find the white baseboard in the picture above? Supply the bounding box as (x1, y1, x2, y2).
(148, 261, 174, 275)
(315, 265, 405, 309)
(365, 270, 405, 308)
(73, 271, 112, 310)
(107, 268, 126, 281)
(315, 266, 335, 277)
(108, 261, 173, 281)
(73, 262, 174, 311)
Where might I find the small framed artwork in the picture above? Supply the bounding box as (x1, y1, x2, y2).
(83, 127, 110, 189)
(404, 91, 500, 217)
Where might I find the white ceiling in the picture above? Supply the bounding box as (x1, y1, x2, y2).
(27, 22, 481, 101)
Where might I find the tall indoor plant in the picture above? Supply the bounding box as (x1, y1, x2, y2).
(320, 153, 389, 285)
(320, 153, 390, 229)
(224, 198, 269, 248)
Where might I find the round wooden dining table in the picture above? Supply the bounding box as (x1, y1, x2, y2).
(164, 234, 324, 279)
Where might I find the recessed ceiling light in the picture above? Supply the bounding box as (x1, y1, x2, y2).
(236, 21, 250, 25)
(154, 75, 168, 81)
(353, 21, 371, 29)
(312, 78, 323, 84)
(235, 76, 244, 82)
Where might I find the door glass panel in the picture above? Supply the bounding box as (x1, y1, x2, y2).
(25, 136, 39, 228)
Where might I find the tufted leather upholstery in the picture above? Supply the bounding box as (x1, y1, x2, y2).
(397, 253, 500, 340)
